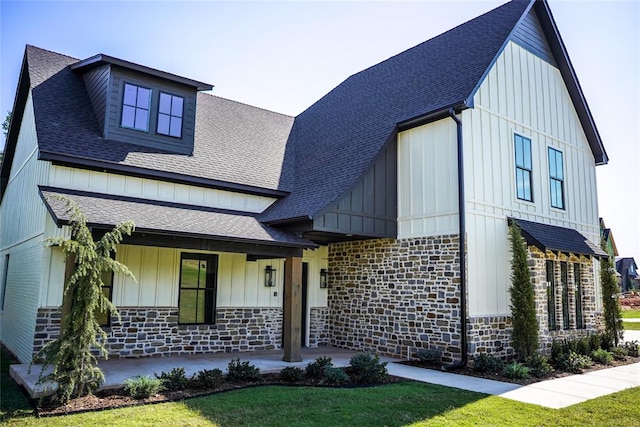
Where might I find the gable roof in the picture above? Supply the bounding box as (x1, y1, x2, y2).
(616, 258, 638, 276)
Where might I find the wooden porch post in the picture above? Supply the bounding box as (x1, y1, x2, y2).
(283, 255, 302, 362)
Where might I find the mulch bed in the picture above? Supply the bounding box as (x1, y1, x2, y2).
(399, 354, 640, 386)
(34, 372, 404, 417)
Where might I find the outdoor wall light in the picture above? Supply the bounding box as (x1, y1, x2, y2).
(265, 265, 276, 287)
(320, 268, 329, 289)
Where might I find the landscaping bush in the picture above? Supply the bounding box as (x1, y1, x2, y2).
(323, 366, 349, 385)
(416, 348, 442, 366)
(124, 375, 161, 399)
(227, 359, 261, 382)
(279, 367, 305, 383)
(600, 332, 614, 351)
(559, 351, 593, 373)
(551, 340, 564, 366)
(588, 334, 602, 352)
(623, 340, 639, 357)
(155, 367, 190, 391)
(577, 336, 591, 356)
(503, 362, 529, 379)
(196, 368, 224, 388)
(349, 353, 388, 384)
(305, 356, 333, 380)
(591, 349, 613, 365)
(524, 353, 554, 378)
(472, 353, 504, 374)
(612, 346, 628, 361)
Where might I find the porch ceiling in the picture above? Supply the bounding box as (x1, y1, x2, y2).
(39, 186, 316, 252)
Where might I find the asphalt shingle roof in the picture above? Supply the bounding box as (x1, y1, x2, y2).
(39, 187, 315, 248)
(511, 218, 608, 258)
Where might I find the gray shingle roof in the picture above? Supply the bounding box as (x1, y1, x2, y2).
(510, 218, 608, 258)
(260, 0, 531, 222)
(39, 187, 315, 248)
(26, 46, 294, 193)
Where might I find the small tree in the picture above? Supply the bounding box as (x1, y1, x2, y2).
(509, 224, 539, 360)
(600, 253, 623, 346)
(35, 196, 135, 403)
(2, 110, 11, 136)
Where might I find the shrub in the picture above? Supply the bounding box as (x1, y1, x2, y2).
(577, 336, 591, 356)
(196, 368, 224, 389)
(227, 359, 261, 382)
(591, 348, 613, 365)
(349, 353, 388, 384)
(559, 351, 593, 373)
(588, 334, 602, 352)
(322, 366, 349, 385)
(623, 340, 639, 357)
(279, 367, 305, 383)
(472, 353, 504, 374)
(124, 375, 161, 399)
(503, 362, 529, 379)
(524, 353, 554, 378)
(612, 346, 628, 361)
(600, 332, 614, 351)
(551, 340, 564, 366)
(305, 356, 333, 380)
(155, 367, 190, 391)
(416, 348, 442, 366)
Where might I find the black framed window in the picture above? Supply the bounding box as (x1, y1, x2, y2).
(121, 83, 151, 131)
(514, 134, 533, 202)
(548, 147, 565, 209)
(561, 262, 569, 329)
(574, 263, 584, 329)
(546, 260, 557, 330)
(157, 92, 184, 138)
(178, 253, 218, 324)
(95, 270, 114, 327)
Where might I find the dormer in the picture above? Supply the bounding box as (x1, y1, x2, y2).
(71, 54, 212, 155)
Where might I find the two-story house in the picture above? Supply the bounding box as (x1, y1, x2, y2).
(0, 0, 608, 365)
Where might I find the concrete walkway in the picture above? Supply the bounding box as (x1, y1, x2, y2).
(10, 347, 640, 409)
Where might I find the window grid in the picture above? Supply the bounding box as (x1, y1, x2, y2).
(121, 83, 151, 131)
(548, 147, 565, 209)
(561, 262, 569, 329)
(574, 263, 584, 329)
(95, 270, 113, 327)
(157, 92, 184, 138)
(178, 253, 217, 325)
(546, 260, 557, 330)
(514, 134, 533, 202)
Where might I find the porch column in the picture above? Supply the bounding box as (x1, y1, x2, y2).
(283, 255, 303, 362)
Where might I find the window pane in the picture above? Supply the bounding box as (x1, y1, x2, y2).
(556, 152, 563, 180)
(171, 96, 183, 117)
(123, 84, 137, 106)
(134, 108, 148, 130)
(181, 259, 199, 288)
(137, 87, 151, 109)
(549, 149, 556, 178)
(179, 290, 197, 323)
(516, 169, 524, 199)
(523, 139, 531, 169)
(170, 117, 182, 137)
(515, 137, 523, 168)
(121, 105, 135, 128)
(523, 170, 531, 201)
(196, 290, 205, 323)
(159, 93, 171, 114)
(157, 113, 170, 135)
(198, 260, 208, 289)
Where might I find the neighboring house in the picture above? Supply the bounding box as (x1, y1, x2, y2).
(616, 258, 639, 292)
(0, 0, 609, 365)
(600, 218, 619, 262)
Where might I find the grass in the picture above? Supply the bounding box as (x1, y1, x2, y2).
(621, 309, 640, 319)
(0, 347, 33, 423)
(1, 377, 640, 426)
(622, 322, 640, 331)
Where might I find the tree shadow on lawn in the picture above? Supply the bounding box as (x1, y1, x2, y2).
(183, 381, 488, 427)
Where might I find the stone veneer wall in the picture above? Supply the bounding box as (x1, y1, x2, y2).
(33, 307, 284, 358)
(328, 236, 462, 362)
(309, 307, 330, 347)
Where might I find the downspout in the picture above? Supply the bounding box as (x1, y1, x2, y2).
(444, 107, 468, 369)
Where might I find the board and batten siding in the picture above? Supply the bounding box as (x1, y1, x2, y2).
(49, 165, 276, 213)
(465, 41, 601, 316)
(0, 90, 52, 363)
(82, 64, 111, 134)
(397, 118, 458, 238)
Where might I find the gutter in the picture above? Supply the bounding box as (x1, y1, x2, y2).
(444, 108, 468, 370)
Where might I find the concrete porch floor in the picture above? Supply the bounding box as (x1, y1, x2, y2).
(10, 346, 398, 398)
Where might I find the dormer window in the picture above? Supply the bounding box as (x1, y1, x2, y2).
(121, 83, 151, 131)
(157, 92, 184, 138)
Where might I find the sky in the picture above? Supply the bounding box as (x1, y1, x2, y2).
(1, 0, 638, 259)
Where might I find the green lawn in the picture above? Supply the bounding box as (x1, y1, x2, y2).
(621, 309, 640, 319)
(623, 322, 640, 331)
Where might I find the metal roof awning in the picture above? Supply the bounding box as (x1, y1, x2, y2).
(39, 186, 316, 257)
(509, 217, 608, 258)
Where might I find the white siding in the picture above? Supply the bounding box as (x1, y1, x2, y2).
(49, 165, 276, 213)
(397, 119, 459, 238)
(0, 91, 51, 363)
(466, 42, 601, 316)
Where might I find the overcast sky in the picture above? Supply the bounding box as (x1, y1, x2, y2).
(1, 0, 638, 259)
